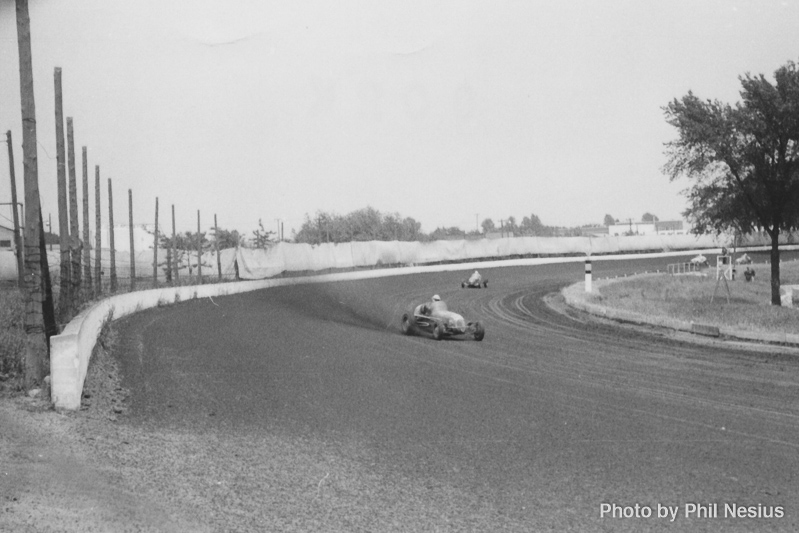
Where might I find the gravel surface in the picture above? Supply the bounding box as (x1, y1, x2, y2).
(3, 257, 799, 532)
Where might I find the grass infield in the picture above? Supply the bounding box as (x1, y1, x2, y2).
(587, 260, 799, 336)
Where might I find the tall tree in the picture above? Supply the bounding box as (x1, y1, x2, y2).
(603, 214, 615, 226)
(664, 60, 799, 305)
(641, 212, 659, 222)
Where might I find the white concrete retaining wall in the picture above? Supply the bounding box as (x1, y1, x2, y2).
(46, 246, 788, 410)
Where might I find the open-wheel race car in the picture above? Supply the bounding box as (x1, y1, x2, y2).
(461, 270, 488, 288)
(401, 296, 485, 341)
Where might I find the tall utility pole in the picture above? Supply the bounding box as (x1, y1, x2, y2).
(5, 131, 24, 287)
(153, 197, 159, 287)
(108, 178, 116, 292)
(67, 117, 81, 304)
(214, 214, 221, 281)
(81, 147, 91, 294)
(128, 189, 135, 291)
(54, 67, 71, 323)
(171, 205, 177, 283)
(16, 0, 53, 386)
(196, 210, 202, 284)
(94, 166, 101, 293)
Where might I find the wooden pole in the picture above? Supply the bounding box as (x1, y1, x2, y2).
(81, 147, 92, 295)
(153, 197, 159, 287)
(128, 189, 135, 291)
(66, 117, 81, 304)
(171, 204, 177, 283)
(54, 67, 71, 323)
(17, 0, 52, 386)
(94, 166, 101, 294)
(108, 178, 116, 292)
(214, 214, 221, 281)
(5, 130, 24, 288)
(197, 209, 202, 284)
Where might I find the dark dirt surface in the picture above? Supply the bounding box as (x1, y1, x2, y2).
(3, 257, 799, 532)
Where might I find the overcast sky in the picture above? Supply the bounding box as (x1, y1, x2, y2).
(1, 1, 799, 237)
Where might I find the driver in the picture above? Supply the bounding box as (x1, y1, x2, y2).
(468, 270, 482, 286)
(420, 294, 445, 316)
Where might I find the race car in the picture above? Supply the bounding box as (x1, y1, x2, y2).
(461, 278, 488, 289)
(461, 270, 488, 288)
(401, 298, 485, 341)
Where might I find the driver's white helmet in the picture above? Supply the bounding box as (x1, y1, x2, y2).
(432, 294, 441, 301)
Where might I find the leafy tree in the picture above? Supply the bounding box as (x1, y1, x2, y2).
(642, 212, 659, 222)
(156, 230, 211, 280)
(251, 219, 276, 249)
(505, 216, 518, 234)
(664, 60, 799, 305)
(519, 213, 546, 236)
(294, 207, 423, 244)
(428, 226, 465, 241)
(480, 218, 495, 233)
(212, 227, 244, 250)
(603, 214, 615, 226)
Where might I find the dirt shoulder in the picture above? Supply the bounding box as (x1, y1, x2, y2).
(0, 342, 211, 533)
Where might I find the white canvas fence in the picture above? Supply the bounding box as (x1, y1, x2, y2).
(1, 231, 791, 282)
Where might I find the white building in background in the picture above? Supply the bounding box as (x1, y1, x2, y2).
(0, 223, 17, 250)
(608, 220, 686, 236)
(101, 224, 156, 252)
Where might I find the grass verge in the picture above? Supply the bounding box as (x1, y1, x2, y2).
(0, 287, 26, 393)
(585, 260, 799, 335)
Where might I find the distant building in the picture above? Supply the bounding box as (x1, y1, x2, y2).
(608, 220, 685, 236)
(485, 230, 514, 239)
(0, 224, 17, 250)
(581, 226, 609, 237)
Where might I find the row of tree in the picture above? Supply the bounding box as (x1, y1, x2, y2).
(289, 207, 591, 245)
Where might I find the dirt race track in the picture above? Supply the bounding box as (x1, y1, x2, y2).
(4, 256, 799, 532)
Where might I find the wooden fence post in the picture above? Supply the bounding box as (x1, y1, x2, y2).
(215, 214, 221, 281)
(67, 117, 81, 305)
(128, 189, 135, 291)
(197, 210, 202, 284)
(94, 166, 101, 294)
(153, 197, 159, 287)
(81, 146, 92, 295)
(54, 67, 71, 322)
(171, 204, 177, 283)
(17, 0, 53, 386)
(108, 178, 117, 292)
(5, 130, 24, 288)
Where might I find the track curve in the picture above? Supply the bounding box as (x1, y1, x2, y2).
(111, 257, 799, 532)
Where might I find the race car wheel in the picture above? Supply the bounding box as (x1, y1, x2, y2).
(401, 314, 412, 335)
(432, 324, 443, 341)
(461, 282, 466, 288)
(473, 322, 485, 341)
(482, 280, 488, 288)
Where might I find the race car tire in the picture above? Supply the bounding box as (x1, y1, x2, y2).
(483, 280, 488, 288)
(461, 282, 466, 288)
(432, 324, 443, 341)
(473, 322, 485, 341)
(401, 313, 412, 335)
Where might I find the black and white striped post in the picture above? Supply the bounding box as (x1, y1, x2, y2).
(585, 257, 592, 292)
